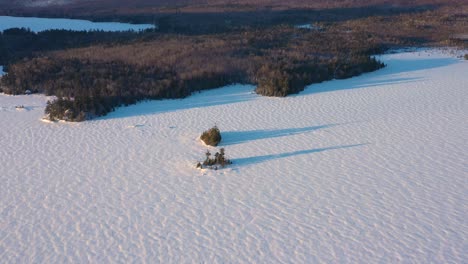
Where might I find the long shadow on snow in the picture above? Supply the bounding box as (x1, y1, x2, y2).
(222, 124, 337, 146)
(299, 57, 457, 96)
(98, 85, 257, 120)
(234, 144, 368, 166)
(100, 56, 457, 120)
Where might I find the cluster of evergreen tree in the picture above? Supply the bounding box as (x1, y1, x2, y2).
(255, 55, 384, 97)
(197, 148, 232, 169)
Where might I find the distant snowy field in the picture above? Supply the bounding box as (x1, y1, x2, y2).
(0, 50, 467, 262)
(0, 16, 155, 32)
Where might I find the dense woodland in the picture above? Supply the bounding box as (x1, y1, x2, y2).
(0, 0, 466, 121)
(0, 28, 155, 67)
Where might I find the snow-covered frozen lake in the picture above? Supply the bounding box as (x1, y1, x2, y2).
(0, 15, 155, 32)
(0, 49, 467, 262)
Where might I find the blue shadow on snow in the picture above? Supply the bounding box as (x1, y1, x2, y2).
(98, 85, 256, 120)
(100, 56, 457, 120)
(222, 124, 337, 146)
(234, 143, 368, 166)
(299, 57, 457, 95)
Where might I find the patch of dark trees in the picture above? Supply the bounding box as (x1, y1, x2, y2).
(2, 57, 241, 121)
(0, 27, 156, 68)
(255, 55, 384, 97)
(197, 148, 232, 170)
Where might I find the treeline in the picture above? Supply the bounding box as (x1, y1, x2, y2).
(1, 53, 383, 120)
(0, 27, 154, 67)
(108, 5, 429, 35)
(1, 25, 385, 121)
(1, 1, 449, 35)
(2, 58, 238, 121)
(255, 54, 384, 97)
(1, 0, 458, 19)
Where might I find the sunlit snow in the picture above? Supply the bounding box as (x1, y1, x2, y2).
(0, 49, 466, 262)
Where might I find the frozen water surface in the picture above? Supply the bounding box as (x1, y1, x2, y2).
(0, 49, 467, 262)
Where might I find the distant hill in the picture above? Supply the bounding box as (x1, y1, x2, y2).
(14, 0, 72, 7)
(1, 0, 464, 15)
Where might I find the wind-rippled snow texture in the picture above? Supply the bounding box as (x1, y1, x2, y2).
(0, 50, 467, 263)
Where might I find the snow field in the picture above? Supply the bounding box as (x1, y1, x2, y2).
(0, 49, 467, 262)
